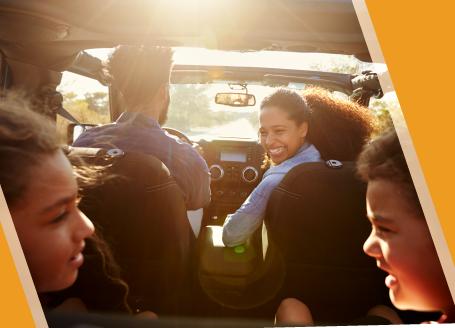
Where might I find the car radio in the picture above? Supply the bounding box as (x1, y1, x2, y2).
(208, 142, 259, 184)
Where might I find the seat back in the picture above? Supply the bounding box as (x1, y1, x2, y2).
(264, 161, 391, 322)
(67, 147, 195, 315)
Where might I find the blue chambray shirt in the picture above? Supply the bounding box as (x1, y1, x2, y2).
(72, 112, 211, 210)
(222, 142, 323, 246)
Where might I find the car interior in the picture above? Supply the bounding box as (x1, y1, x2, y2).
(0, 0, 439, 327)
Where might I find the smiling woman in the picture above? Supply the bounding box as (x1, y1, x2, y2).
(223, 86, 378, 247)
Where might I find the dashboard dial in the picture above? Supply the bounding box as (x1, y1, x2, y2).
(242, 166, 259, 183)
(209, 164, 224, 181)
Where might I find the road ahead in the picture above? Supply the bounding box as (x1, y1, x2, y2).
(185, 118, 258, 141)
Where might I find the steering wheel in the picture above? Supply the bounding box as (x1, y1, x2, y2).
(162, 127, 192, 144)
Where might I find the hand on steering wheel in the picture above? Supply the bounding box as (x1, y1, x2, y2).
(163, 127, 204, 157)
(189, 141, 204, 157)
(162, 127, 191, 143)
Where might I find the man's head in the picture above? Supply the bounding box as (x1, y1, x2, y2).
(357, 130, 453, 313)
(103, 46, 174, 125)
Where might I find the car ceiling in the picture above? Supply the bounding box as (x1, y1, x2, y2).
(0, 0, 372, 73)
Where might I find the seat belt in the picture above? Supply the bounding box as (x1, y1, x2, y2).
(44, 91, 83, 128)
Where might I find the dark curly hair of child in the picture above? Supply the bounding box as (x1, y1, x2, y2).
(357, 129, 424, 218)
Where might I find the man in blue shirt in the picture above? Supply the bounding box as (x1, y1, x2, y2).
(73, 45, 210, 210)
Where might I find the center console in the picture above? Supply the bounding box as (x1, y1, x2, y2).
(206, 139, 263, 214)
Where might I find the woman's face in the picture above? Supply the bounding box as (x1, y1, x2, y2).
(9, 151, 94, 293)
(363, 179, 453, 313)
(259, 106, 308, 165)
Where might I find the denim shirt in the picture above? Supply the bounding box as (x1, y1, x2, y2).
(73, 112, 211, 210)
(222, 142, 323, 246)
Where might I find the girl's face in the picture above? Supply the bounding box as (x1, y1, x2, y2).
(9, 151, 94, 293)
(363, 179, 453, 313)
(259, 106, 308, 165)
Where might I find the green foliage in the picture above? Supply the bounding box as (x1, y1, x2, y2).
(84, 92, 109, 114)
(165, 84, 236, 131)
(246, 110, 259, 132)
(56, 92, 110, 144)
(369, 99, 395, 135)
(309, 56, 397, 135)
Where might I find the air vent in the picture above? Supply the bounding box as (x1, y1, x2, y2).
(0, 12, 68, 42)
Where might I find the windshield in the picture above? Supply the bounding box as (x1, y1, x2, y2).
(166, 84, 267, 141)
(59, 48, 397, 142)
(166, 84, 353, 141)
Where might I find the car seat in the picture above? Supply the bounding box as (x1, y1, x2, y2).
(262, 161, 391, 323)
(66, 147, 195, 315)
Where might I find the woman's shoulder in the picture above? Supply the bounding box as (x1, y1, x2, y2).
(265, 144, 322, 177)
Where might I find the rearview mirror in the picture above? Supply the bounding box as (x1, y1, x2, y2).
(215, 93, 256, 107)
(67, 123, 101, 146)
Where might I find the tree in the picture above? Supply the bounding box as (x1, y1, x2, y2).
(84, 92, 109, 114)
(165, 84, 236, 131)
(309, 56, 399, 134)
(369, 99, 395, 135)
(56, 92, 110, 144)
(246, 110, 259, 132)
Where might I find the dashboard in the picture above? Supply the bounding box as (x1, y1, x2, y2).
(203, 139, 264, 215)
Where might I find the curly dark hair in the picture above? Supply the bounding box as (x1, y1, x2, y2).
(103, 45, 174, 108)
(260, 87, 378, 166)
(357, 129, 424, 218)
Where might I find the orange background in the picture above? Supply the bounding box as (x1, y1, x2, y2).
(0, 223, 35, 326)
(0, 1, 454, 326)
(364, 0, 455, 263)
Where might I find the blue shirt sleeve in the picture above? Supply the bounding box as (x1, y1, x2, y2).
(72, 122, 211, 211)
(222, 172, 285, 246)
(166, 139, 211, 210)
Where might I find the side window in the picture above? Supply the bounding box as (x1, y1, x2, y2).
(369, 97, 397, 135)
(56, 71, 110, 143)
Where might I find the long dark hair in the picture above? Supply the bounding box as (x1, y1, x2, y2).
(46, 166, 132, 313)
(46, 225, 132, 313)
(0, 99, 131, 313)
(260, 87, 378, 167)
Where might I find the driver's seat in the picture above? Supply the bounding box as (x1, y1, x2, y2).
(66, 147, 195, 315)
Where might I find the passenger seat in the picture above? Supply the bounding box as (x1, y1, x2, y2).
(262, 160, 392, 323)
